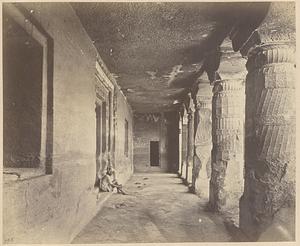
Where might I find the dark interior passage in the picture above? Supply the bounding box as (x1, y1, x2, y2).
(150, 141, 159, 166)
(133, 112, 179, 172)
(3, 13, 43, 168)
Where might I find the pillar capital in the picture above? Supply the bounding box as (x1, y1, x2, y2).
(194, 92, 212, 111)
(179, 104, 185, 119)
(202, 39, 247, 84)
(228, 2, 295, 52)
(213, 79, 244, 94)
(234, 3, 295, 57)
(193, 83, 213, 109)
(246, 42, 295, 72)
(240, 30, 295, 58)
(186, 93, 195, 115)
(194, 100, 211, 111)
(182, 108, 188, 125)
(202, 48, 222, 84)
(217, 41, 247, 81)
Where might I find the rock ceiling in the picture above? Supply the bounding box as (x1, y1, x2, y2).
(72, 2, 295, 113)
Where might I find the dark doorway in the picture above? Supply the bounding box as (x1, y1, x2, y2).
(150, 141, 159, 166)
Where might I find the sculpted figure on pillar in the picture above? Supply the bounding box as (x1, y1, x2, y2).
(180, 107, 189, 180)
(191, 84, 213, 199)
(184, 93, 195, 185)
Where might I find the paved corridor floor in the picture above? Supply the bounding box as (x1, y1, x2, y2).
(72, 173, 232, 243)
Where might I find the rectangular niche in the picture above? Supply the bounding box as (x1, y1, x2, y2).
(3, 4, 52, 173)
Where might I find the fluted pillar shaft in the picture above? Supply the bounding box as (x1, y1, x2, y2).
(239, 43, 295, 240)
(181, 114, 188, 179)
(178, 113, 183, 175)
(209, 79, 244, 211)
(185, 108, 194, 184)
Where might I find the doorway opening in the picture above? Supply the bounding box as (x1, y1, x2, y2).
(150, 141, 160, 166)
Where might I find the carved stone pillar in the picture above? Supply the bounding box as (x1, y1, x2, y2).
(209, 79, 244, 212)
(181, 112, 188, 179)
(191, 84, 213, 198)
(202, 41, 246, 209)
(185, 93, 195, 185)
(178, 111, 183, 175)
(240, 43, 295, 240)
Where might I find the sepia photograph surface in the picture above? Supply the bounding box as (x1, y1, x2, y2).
(1, 1, 297, 244)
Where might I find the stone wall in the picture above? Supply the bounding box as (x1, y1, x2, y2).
(3, 3, 133, 243)
(133, 112, 178, 173)
(114, 89, 134, 184)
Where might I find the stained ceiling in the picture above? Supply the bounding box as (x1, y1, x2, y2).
(72, 2, 294, 113)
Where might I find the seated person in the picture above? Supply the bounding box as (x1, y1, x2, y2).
(97, 166, 126, 198)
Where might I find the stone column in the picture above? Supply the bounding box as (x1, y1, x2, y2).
(239, 42, 295, 240)
(178, 111, 183, 175)
(185, 94, 195, 185)
(191, 84, 213, 198)
(209, 79, 244, 212)
(181, 112, 188, 179)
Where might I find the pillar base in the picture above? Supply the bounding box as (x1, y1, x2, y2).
(209, 161, 243, 213)
(240, 173, 295, 241)
(194, 171, 209, 199)
(181, 161, 187, 179)
(186, 164, 193, 185)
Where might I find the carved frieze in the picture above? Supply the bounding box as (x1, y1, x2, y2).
(95, 83, 108, 101)
(134, 113, 161, 123)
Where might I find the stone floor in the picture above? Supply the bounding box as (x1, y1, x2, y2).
(72, 173, 236, 243)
